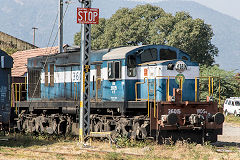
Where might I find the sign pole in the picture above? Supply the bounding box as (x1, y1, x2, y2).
(79, 0, 91, 143)
(58, 0, 63, 53)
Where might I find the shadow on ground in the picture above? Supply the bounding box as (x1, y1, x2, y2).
(212, 141, 240, 148)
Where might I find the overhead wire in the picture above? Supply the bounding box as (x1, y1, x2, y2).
(27, 2, 70, 108)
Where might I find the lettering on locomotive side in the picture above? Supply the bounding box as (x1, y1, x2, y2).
(72, 71, 80, 82)
(168, 109, 181, 114)
(111, 86, 117, 94)
(197, 109, 208, 114)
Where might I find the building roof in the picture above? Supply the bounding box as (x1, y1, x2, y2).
(102, 46, 143, 60)
(11, 46, 58, 77)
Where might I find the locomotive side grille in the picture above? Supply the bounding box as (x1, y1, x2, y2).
(28, 69, 41, 98)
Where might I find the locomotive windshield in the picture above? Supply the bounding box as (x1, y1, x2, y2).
(140, 48, 157, 63)
(160, 49, 177, 60)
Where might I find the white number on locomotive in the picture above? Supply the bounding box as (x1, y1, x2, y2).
(197, 109, 207, 114)
(168, 109, 181, 114)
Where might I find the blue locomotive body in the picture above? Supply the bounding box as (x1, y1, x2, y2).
(17, 45, 223, 143)
(0, 50, 13, 127)
(27, 45, 198, 103)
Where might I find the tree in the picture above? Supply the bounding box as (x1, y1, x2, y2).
(199, 65, 239, 103)
(74, 4, 218, 65)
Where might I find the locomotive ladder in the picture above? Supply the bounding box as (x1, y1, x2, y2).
(78, 0, 91, 143)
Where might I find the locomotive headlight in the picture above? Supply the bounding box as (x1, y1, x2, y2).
(175, 61, 187, 73)
(213, 112, 225, 125)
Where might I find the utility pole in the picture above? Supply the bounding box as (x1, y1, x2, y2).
(79, 0, 91, 143)
(58, 0, 63, 53)
(32, 27, 38, 46)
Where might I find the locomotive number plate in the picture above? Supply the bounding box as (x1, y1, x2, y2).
(168, 109, 181, 114)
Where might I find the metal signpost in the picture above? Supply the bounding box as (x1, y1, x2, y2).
(77, 0, 99, 143)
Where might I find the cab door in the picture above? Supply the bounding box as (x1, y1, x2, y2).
(148, 65, 157, 100)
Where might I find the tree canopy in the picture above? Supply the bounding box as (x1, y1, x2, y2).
(199, 65, 240, 103)
(74, 4, 218, 66)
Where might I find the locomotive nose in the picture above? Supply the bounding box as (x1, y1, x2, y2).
(213, 112, 225, 125)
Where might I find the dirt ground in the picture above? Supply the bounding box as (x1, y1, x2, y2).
(0, 123, 239, 160)
(218, 123, 240, 143)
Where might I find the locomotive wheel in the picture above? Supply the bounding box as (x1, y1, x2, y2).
(93, 121, 102, 132)
(111, 130, 120, 141)
(131, 122, 139, 140)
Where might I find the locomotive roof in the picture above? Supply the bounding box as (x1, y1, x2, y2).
(102, 45, 191, 61)
(102, 46, 143, 60)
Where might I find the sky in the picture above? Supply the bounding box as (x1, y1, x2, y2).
(131, 0, 240, 20)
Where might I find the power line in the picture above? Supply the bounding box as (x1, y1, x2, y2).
(29, 2, 70, 105)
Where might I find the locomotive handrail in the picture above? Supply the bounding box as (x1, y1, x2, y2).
(135, 77, 149, 117)
(74, 82, 78, 100)
(153, 76, 183, 118)
(154, 76, 171, 118)
(25, 76, 27, 90)
(11, 83, 24, 114)
(195, 76, 221, 105)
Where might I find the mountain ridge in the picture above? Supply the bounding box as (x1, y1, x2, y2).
(0, 0, 239, 70)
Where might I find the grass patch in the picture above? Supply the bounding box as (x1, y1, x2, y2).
(115, 135, 154, 148)
(225, 115, 240, 125)
(105, 152, 125, 160)
(0, 133, 73, 148)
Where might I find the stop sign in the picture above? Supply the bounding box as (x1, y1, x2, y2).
(77, 8, 99, 24)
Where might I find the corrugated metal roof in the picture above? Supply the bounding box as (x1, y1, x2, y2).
(102, 46, 143, 60)
(11, 46, 58, 77)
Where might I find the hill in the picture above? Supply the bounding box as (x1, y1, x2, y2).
(0, 0, 239, 70)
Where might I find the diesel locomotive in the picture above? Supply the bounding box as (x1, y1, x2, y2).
(15, 45, 224, 143)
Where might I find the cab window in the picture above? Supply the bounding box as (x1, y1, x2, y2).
(182, 56, 188, 61)
(140, 48, 157, 63)
(107, 61, 121, 80)
(160, 49, 177, 60)
(127, 55, 136, 77)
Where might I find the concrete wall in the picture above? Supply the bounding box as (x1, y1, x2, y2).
(0, 31, 37, 51)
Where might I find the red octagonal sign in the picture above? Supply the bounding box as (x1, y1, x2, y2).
(77, 8, 99, 24)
